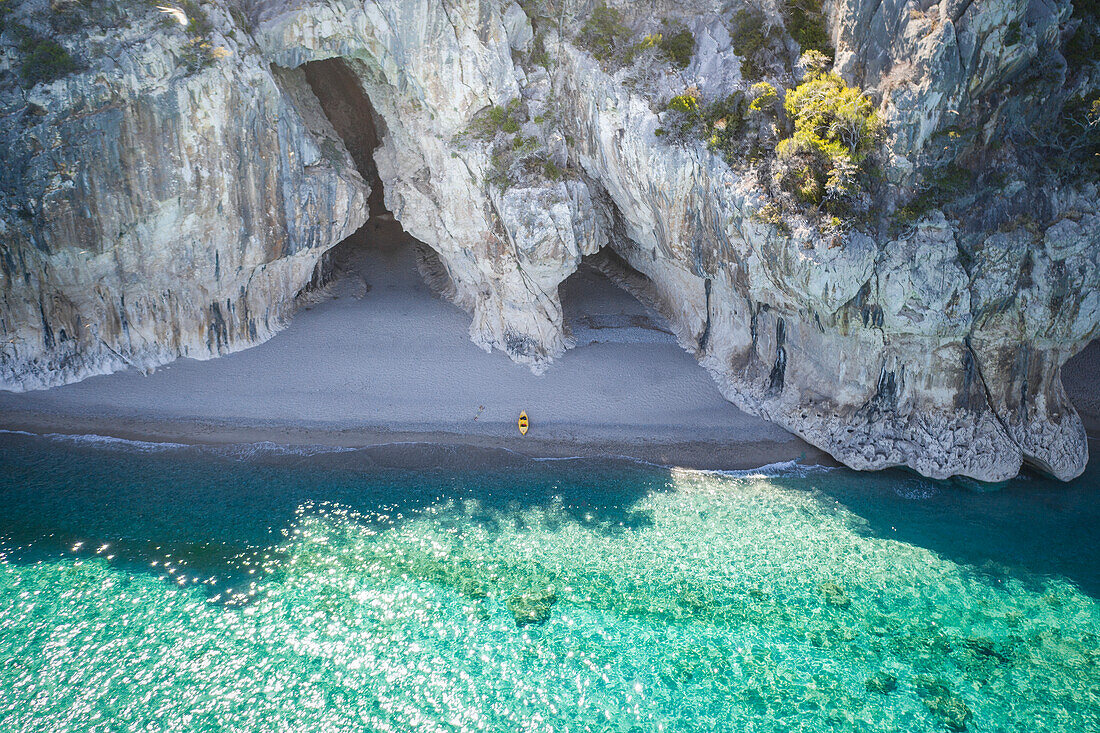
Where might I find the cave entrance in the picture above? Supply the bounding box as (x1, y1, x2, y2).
(301, 58, 441, 285)
(557, 249, 677, 351)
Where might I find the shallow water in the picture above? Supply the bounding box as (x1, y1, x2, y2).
(0, 433, 1097, 732)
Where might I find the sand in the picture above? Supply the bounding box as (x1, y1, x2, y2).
(1064, 339, 1100, 434)
(0, 225, 825, 471)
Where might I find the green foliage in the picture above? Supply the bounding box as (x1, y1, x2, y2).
(1004, 20, 1022, 46)
(178, 0, 213, 37)
(749, 81, 778, 113)
(730, 9, 779, 80)
(658, 88, 704, 140)
(668, 91, 700, 115)
(774, 68, 881, 211)
(1048, 93, 1100, 181)
(0, 0, 14, 33)
(15, 27, 78, 85)
(658, 26, 695, 68)
(625, 26, 695, 68)
(472, 99, 526, 139)
(529, 33, 551, 68)
(894, 163, 975, 230)
(782, 70, 880, 163)
(542, 159, 564, 180)
(752, 202, 791, 235)
(784, 0, 833, 60)
(702, 92, 747, 158)
(1064, 0, 1100, 69)
(579, 3, 631, 64)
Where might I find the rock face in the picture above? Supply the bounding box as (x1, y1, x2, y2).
(0, 0, 1097, 481)
(0, 0, 367, 389)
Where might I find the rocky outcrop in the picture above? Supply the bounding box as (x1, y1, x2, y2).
(0, 0, 1096, 480)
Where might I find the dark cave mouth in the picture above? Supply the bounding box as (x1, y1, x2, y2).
(558, 249, 677, 348)
(301, 57, 450, 288)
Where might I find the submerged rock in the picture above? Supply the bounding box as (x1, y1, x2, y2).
(865, 670, 897, 694)
(506, 584, 558, 628)
(915, 676, 975, 731)
(818, 581, 852, 608)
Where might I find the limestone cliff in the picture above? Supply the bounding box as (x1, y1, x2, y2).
(0, 0, 1096, 480)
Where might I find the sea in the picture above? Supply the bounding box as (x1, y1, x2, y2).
(0, 430, 1097, 732)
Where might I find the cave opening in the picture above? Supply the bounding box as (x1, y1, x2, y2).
(301, 58, 444, 289)
(557, 248, 677, 352)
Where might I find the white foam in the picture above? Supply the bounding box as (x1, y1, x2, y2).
(0, 430, 354, 459)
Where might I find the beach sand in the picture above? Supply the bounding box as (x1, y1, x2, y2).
(0, 225, 826, 471)
(1064, 339, 1100, 435)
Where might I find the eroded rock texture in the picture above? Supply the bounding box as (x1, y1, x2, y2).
(1, 0, 1096, 480)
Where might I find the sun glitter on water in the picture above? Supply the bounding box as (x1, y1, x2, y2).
(0, 436, 1097, 732)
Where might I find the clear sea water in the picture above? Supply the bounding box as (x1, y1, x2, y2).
(0, 432, 1097, 732)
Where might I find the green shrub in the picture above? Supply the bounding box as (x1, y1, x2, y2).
(1064, 0, 1100, 70)
(16, 27, 78, 85)
(472, 99, 526, 139)
(784, 0, 833, 60)
(748, 81, 779, 113)
(579, 3, 631, 64)
(731, 9, 780, 80)
(659, 25, 695, 67)
(542, 159, 565, 180)
(658, 88, 704, 140)
(702, 92, 746, 156)
(752, 202, 791, 234)
(1048, 93, 1100, 181)
(0, 0, 14, 33)
(178, 0, 213, 37)
(775, 68, 881, 210)
(668, 90, 700, 115)
(625, 25, 694, 68)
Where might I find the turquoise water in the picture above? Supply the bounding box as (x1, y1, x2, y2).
(0, 433, 1098, 732)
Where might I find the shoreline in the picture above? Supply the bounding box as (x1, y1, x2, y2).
(0, 408, 835, 473)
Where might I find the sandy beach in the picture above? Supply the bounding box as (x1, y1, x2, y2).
(1065, 339, 1100, 435)
(0, 222, 828, 471)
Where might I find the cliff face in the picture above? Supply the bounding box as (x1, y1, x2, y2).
(0, 0, 367, 389)
(0, 0, 1096, 481)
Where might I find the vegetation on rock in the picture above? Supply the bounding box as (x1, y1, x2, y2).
(730, 9, 781, 80)
(14, 26, 78, 85)
(464, 98, 571, 190)
(579, 3, 632, 64)
(578, 4, 695, 70)
(784, 0, 834, 60)
(657, 52, 884, 231)
(774, 65, 882, 211)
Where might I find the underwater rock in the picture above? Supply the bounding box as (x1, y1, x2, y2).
(914, 676, 975, 731)
(506, 584, 558, 628)
(818, 581, 852, 608)
(865, 671, 898, 694)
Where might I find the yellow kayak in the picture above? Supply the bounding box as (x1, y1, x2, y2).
(518, 411, 529, 436)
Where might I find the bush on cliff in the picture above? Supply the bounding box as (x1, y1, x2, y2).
(774, 64, 881, 212)
(579, 3, 631, 64)
(784, 0, 834, 60)
(16, 27, 78, 86)
(730, 9, 781, 80)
